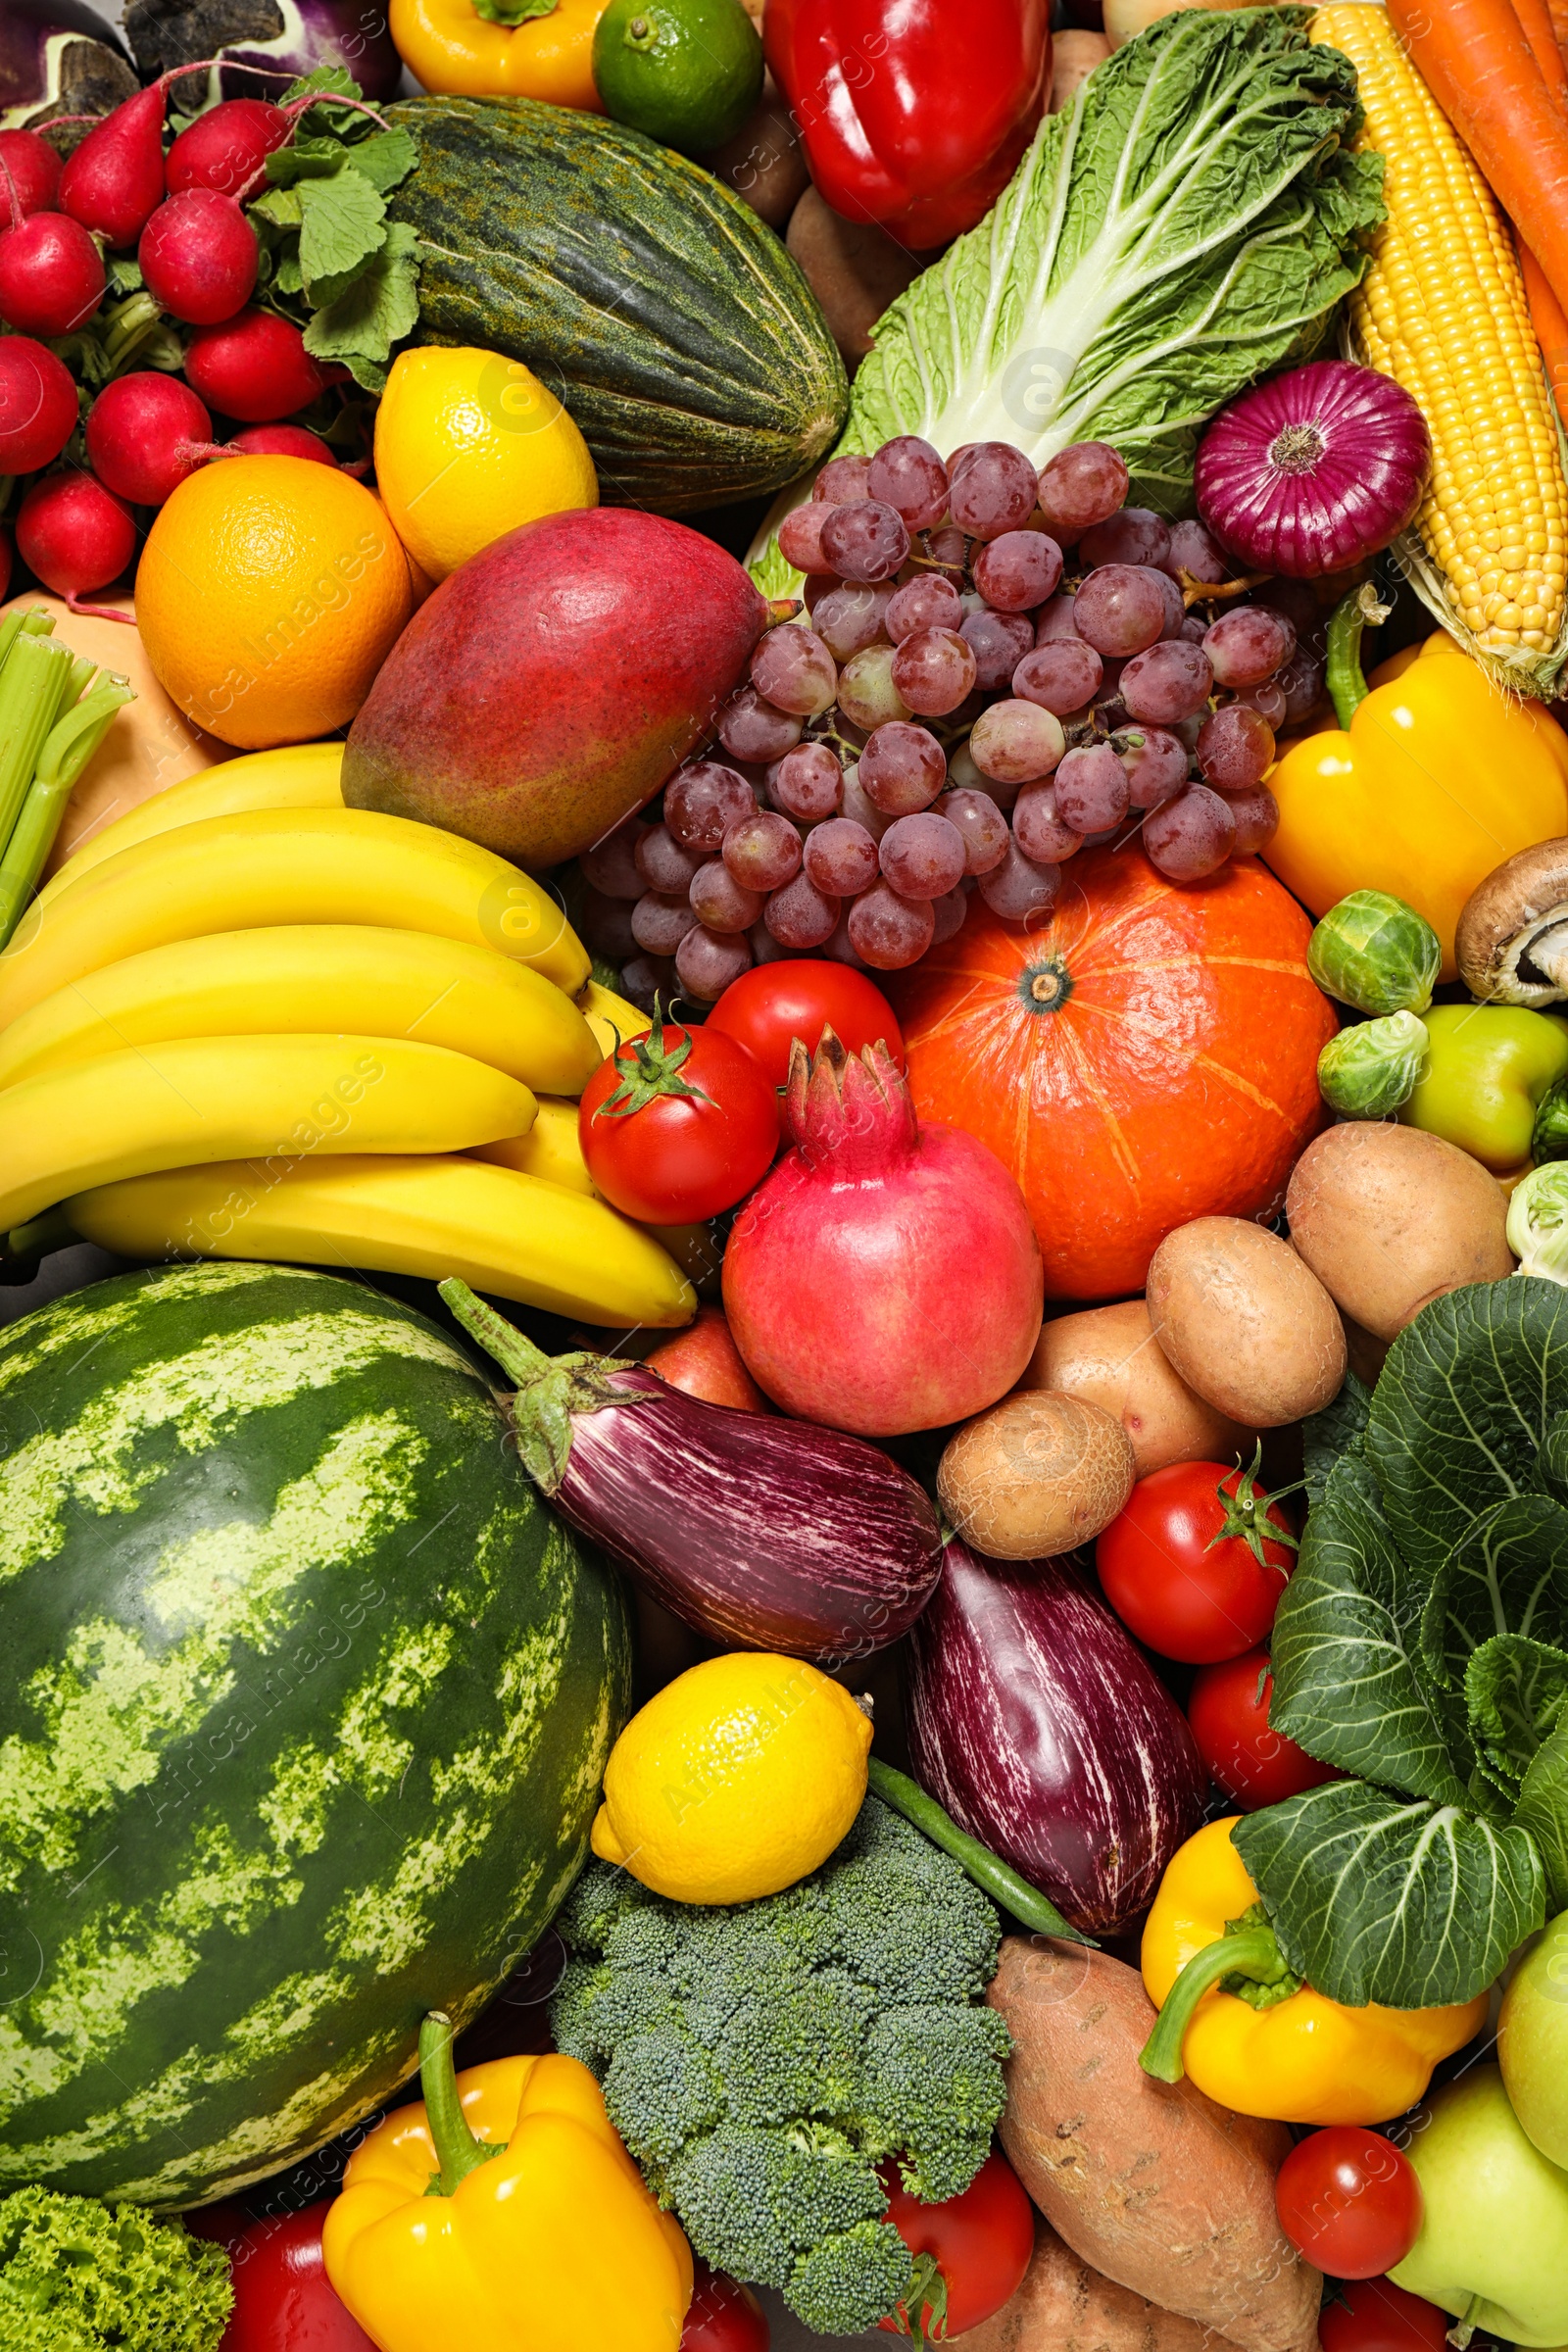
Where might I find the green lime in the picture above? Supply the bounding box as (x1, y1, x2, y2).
(592, 0, 763, 153)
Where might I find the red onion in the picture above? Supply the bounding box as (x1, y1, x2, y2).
(1195, 359, 1429, 579)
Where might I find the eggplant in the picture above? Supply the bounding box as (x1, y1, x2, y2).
(904, 1538, 1207, 1936)
(443, 1281, 942, 1662)
(0, 0, 137, 132)
(124, 0, 404, 106)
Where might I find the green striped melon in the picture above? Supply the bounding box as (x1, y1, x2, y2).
(0, 1261, 630, 2207)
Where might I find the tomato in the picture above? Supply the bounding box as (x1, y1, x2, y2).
(1317, 2278, 1450, 2352)
(579, 1005, 778, 1224)
(1276, 2130, 1424, 2279)
(1095, 1449, 1297, 1663)
(706, 959, 905, 1092)
(1188, 1647, 1344, 1808)
(877, 2147, 1034, 2340)
(681, 2259, 770, 2350)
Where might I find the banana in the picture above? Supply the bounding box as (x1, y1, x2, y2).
(64, 1153, 697, 1329)
(0, 1034, 535, 1233)
(580, 980, 652, 1061)
(38, 742, 344, 909)
(0, 927, 601, 1097)
(0, 806, 589, 1028)
(474, 1100, 721, 1294)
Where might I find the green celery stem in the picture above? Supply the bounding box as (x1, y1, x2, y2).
(439, 1275, 553, 1384)
(418, 2012, 500, 2195)
(0, 691, 131, 950)
(1326, 588, 1373, 728)
(0, 635, 73, 855)
(865, 1758, 1095, 1945)
(1139, 1925, 1284, 2082)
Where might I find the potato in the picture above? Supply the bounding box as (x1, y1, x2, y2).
(1022, 1300, 1252, 1477)
(1051, 28, 1110, 107)
(703, 89, 809, 227)
(987, 1938, 1320, 2352)
(785, 185, 922, 365)
(1147, 1217, 1345, 1428)
(938, 1392, 1135, 1559)
(1285, 1123, 1513, 1343)
(955, 2217, 1249, 2352)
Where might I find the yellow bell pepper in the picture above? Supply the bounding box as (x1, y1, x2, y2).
(1139, 1819, 1489, 2126)
(390, 0, 609, 107)
(1266, 590, 1568, 980)
(321, 2015, 693, 2352)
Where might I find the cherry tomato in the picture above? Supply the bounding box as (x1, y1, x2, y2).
(878, 2148, 1034, 2340)
(579, 1004, 778, 1224)
(185, 2200, 376, 2349)
(682, 2258, 769, 2350)
(1318, 2278, 1450, 2352)
(1276, 2130, 1424, 2279)
(1188, 1647, 1344, 1808)
(1095, 1449, 1297, 1663)
(705, 959, 905, 1092)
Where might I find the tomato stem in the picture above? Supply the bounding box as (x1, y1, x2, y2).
(590, 999, 713, 1121)
(1207, 1443, 1300, 1567)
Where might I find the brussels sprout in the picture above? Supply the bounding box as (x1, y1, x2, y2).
(1507, 1162, 1568, 1282)
(1318, 1010, 1429, 1117)
(1307, 891, 1443, 1015)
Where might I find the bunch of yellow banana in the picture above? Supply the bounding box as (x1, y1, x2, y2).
(0, 744, 690, 1329)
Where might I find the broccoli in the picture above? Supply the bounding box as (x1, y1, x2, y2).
(0, 2187, 233, 2352)
(552, 1794, 1011, 2336)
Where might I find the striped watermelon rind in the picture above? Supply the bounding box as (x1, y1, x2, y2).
(0, 1260, 630, 2206)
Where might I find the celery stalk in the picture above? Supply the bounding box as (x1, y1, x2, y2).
(0, 678, 133, 949)
(0, 635, 74, 858)
(0, 605, 55, 681)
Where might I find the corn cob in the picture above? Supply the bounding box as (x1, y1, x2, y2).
(1312, 2, 1568, 696)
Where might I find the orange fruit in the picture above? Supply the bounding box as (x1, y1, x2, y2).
(135, 458, 414, 750)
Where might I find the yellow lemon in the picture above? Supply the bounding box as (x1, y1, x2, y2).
(374, 346, 599, 582)
(591, 1652, 872, 1904)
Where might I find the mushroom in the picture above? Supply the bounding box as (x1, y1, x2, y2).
(1455, 838, 1568, 1004)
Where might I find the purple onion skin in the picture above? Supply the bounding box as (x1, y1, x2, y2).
(547, 1364, 942, 1661)
(1195, 358, 1430, 580)
(904, 1538, 1207, 1936)
(0, 0, 136, 126)
(122, 2, 403, 104)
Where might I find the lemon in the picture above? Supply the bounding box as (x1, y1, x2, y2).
(592, 0, 763, 153)
(374, 346, 598, 583)
(591, 1652, 871, 1903)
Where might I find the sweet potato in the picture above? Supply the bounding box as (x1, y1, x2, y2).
(986, 1939, 1320, 2352)
(956, 2217, 1250, 2352)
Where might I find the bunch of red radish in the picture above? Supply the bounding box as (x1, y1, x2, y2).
(0, 78, 350, 613)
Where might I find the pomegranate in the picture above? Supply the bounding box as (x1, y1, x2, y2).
(723, 1033, 1045, 1436)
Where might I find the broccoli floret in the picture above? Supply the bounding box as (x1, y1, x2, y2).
(0, 2189, 232, 2352)
(550, 1795, 1011, 2336)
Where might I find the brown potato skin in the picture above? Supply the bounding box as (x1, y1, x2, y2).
(785, 185, 922, 365)
(1147, 1218, 1345, 1428)
(1051, 28, 1110, 107)
(702, 89, 809, 227)
(938, 1392, 1135, 1559)
(1285, 1125, 1513, 1342)
(987, 1939, 1321, 2352)
(1022, 1301, 1252, 1477)
(956, 2217, 1250, 2352)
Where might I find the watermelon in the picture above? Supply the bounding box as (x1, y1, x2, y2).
(0, 1261, 630, 2207)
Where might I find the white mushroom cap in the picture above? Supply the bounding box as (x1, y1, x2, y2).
(1455, 838, 1568, 1004)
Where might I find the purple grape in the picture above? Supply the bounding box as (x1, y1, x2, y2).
(580, 886, 640, 961)
(813, 582, 895, 661)
(1081, 508, 1171, 570)
(765, 871, 841, 948)
(1197, 702, 1275, 791)
(891, 626, 978, 717)
(778, 503, 836, 573)
(748, 918, 791, 965)
(676, 922, 753, 1001)
(663, 762, 756, 852)
(973, 530, 1064, 612)
(968, 698, 1065, 786)
(805, 817, 880, 895)
(1277, 650, 1327, 726)
(947, 442, 1040, 539)
(1231, 680, 1288, 728)
(926, 525, 967, 583)
(959, 608, 1036, 689)
(929, 885, 970, 946)
(887, 573, 963, 642)
(1223, 784, 1281, 857)
(837, 644, 910, 730)
(1013, 639, 1102, 715)
(977, 838, 1062, 921)
(1153, 568, 1188, 641)
(1034, 591, 1079, 644)
(580, 815, 648, 899)
(1162, 518, 1229, 585)
(1073, 564, 1169, 658)
(771, 743, 843, 821)
(813, 454, 871, 502)
(1010, 781, 1082, 863)
(1035, 442, 1128, 538)
(1142, 784, 1237, 881)
(1054, 742, 1130, 834)
(1180, 615, 1208, 645)
(1201, 606, 1296, 689)
(848, 881, 936, 969)
(859, 720, 948, 813)
(1251, 579, 1322, 647)
(724, 808, 804, 891)
(935, 787, 1009, 873)
(880, 811, 966, 899)
(718, 686, 805, 762)
(620, 952, 673, 1013)
(841, 766, 893, 840)
(751, 623, 838, 716)
(1119, 639, 1214, 725)
(632, 891, 701, 955)
(689, 859, 764, 933)
(1119, 726, 1192, 809)
(868, 435, 950, 529)
(820, 499, 911, 583)
(637, 820, 704, 894)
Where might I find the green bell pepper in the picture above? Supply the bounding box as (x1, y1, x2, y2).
(1400, 1004, 1568, 1173)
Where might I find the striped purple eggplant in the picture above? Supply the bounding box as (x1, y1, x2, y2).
(443, 1281, 942, 1660)
(904, 1538, 1207, 1936)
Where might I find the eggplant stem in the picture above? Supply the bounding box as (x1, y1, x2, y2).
(866, 1759, 1096, 1944)
(439, 1278, 551, 1385)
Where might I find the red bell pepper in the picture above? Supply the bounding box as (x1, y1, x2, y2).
(187, 2200, 377, 2351)
(763, 0, 1052, 251)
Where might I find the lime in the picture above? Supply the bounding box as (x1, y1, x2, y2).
(592, 0, 763, 153)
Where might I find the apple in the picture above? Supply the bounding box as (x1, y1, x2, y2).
(1499, 1909, 1568, 2167)
(1389, 2065, 1568, 2346)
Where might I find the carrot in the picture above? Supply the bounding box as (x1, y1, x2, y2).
(1519, 234, 1568, 423)
(1551, 0, 1568, 50)
(1389, 0, 1568, 319)
(1511, 0, 1568, 104)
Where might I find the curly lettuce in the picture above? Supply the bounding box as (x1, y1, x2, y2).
(0, 2188, 232, 2352)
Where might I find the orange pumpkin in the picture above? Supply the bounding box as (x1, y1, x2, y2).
(887, 846, 1336, 1300)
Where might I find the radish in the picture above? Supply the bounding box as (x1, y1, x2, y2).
(0, 206, 105, 337)
(58, 81, 168, 249)
(0, 130, 62, 217)
(0, 337, 79, 475)
(139, 189, 258, 325)
(182, 308, 329, 422)
(225, 424, 338, 464)
(165, 99, 292, 197)
(16, 471, 137, 617)
(85, 374, 213, 507)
